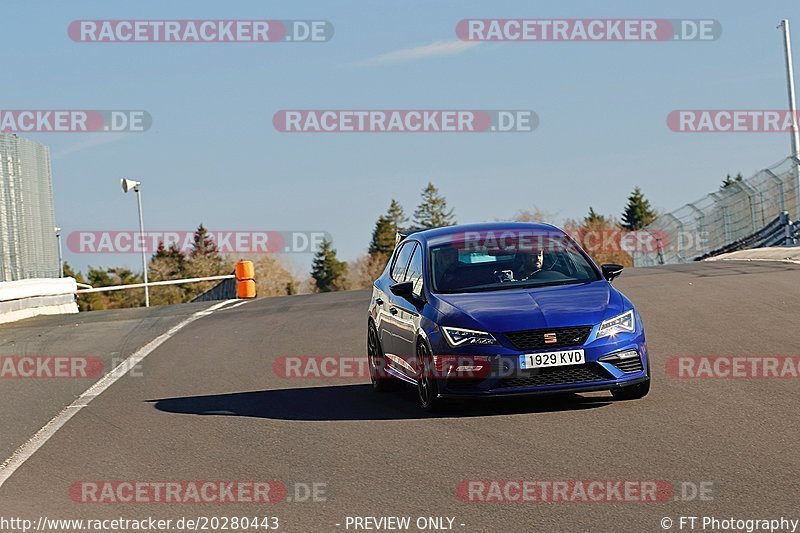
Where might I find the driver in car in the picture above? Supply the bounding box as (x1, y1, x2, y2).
(434, 246, 460, 290)
(513, 249, 545, 281)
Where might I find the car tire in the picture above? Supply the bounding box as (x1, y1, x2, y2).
(367, 323, 398, 392)
(416, 341, 443, 412)
(611, 378, 650, 401)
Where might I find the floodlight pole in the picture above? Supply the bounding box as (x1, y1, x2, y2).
(134, 184, 149, 307)
(122, 178, 149, 307)
(55, 227, 63, 277)
(778, 20, 800, 222)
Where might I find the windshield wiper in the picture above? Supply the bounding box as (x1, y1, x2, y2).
(513, 279, 588, 289)
(438, 279, 590, 293)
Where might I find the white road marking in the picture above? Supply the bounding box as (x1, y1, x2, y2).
(222, 300, 250, 310)
(0, 299, 238, 489)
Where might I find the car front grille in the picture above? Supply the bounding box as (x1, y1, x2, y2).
(492, 363, 611, 390)
(612, 357, 644, 374)
(504, 325, 593, 351)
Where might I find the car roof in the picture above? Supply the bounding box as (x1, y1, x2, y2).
(400, 222, 564, 247)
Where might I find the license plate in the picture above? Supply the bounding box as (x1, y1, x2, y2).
(520, 349, 585, 369)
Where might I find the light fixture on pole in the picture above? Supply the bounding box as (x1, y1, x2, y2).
(54, 227, 63, 277)
(121, 178, 149, 307)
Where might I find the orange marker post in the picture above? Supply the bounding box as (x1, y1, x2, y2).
(235, 260, 256, 298)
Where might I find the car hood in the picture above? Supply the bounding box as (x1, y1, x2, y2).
(434, 281, 624, 332)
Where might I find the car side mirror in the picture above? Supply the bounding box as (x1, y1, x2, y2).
(390, 280, 425, 304)
(601, 264, 624, 282)
(390, 281, 415, 298)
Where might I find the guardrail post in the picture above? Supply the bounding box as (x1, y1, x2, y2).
(781, 211, 794, 245)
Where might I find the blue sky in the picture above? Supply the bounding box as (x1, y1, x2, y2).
(3, 0, 799, 275)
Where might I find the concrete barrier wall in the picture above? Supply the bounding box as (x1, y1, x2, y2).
(0, 278, 79, 324)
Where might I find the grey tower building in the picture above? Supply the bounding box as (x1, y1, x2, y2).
(0, 133, 59, 281)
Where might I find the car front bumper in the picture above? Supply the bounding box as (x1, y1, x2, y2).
(437, 375, 649, 399)
(430, 333, 649, 398)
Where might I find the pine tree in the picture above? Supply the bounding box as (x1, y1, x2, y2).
(386, 199, 408, 229)
(311, 238, 349, 292)
(107, 267, 145, 307)
(368, 199, 408, 257)
(152, 241, 186, 269)
(81, 267, 144, 310)
(62, 261, 84, 282)
(185, 224, 227, 300)
(190, 224, 218, 257)
(149, 242, 189, 305)
(63, 262, 91, 311)
(584, 207, 607, 225)
(721, 173, 744, 189)
(620, 187, 657, 231)
(368, 216, 395, 256)
(413, 182, 455, 229)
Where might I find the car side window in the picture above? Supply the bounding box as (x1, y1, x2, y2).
(405, 244, 424, 296)
(390, 242, 415, 282)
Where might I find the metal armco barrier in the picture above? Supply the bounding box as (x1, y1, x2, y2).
(192, 261, 257, 302)
(694, 212, 795, 261)
(191, 276, 237, 302)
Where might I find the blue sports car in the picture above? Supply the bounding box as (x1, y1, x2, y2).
(367, 222, 650, 411)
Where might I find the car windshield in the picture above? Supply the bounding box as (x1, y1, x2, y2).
(430, 231, 600, 293)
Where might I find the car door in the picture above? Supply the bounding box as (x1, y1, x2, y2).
(379, 242, 415, 369)
(392, 242, 425, 376)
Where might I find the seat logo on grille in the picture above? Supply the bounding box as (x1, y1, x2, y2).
(543, 332, 558, 344)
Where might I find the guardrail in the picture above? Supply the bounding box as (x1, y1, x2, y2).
(191, 262, 256, 302)
(74, 260, 257, 304)
(0, 261, 257, 325)
(191, 276, 237, 302)
(693, 212, 795, 261)
(0, 277, 78, 324)
(633, 157, 799, 266)
(74, 275, 236, 294)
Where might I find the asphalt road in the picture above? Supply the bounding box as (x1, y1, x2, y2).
(0, 301, 218, 463)
(0, 261, 799, 532)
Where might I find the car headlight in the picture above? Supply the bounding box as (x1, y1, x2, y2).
(596, 310, 635, 339)
(442, 327, 499, 347)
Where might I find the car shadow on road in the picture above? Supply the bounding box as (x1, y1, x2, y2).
(148, 384, 612, 421)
